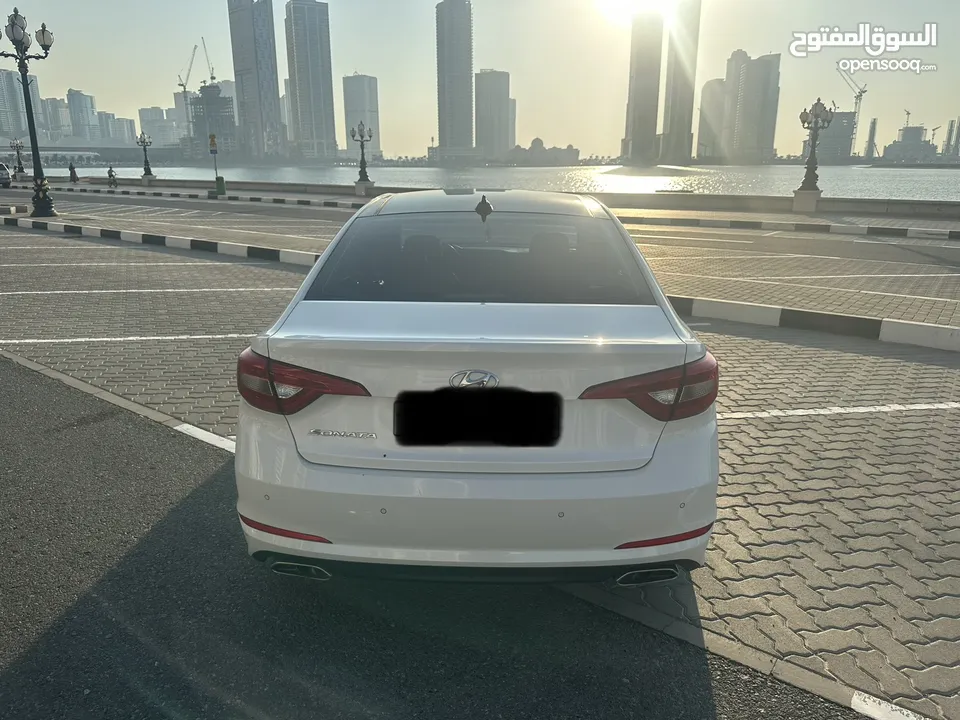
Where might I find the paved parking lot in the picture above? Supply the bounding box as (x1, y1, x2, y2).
(4, 192, 959, 326)
(1, 222, 958, 718)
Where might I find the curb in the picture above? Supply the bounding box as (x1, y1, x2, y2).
(0, 345, 935, 720)
(10, 183, 365, 209)
(1, 205, 28, 214)
(5, 215, 960, 354)
(616, 214, 960, 240)
(2, 216, 323, 267)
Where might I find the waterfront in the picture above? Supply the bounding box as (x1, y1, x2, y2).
(87, 163, 960, 201)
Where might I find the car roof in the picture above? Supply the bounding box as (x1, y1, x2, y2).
(357, 189, 609, 219)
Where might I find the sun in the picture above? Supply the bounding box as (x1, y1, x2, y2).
(595, 0, 680, 26)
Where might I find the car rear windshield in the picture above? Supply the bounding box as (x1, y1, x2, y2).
(304, 211, 657, 305)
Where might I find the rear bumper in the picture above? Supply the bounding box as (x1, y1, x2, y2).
(234, 405, 718, 572)
(255, 551, 700, 584)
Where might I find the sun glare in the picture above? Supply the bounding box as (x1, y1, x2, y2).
(595, 0, 680, 26)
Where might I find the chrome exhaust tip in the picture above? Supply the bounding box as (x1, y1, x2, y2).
(270, 562, 332, 582)
(614, 567, 680, 588)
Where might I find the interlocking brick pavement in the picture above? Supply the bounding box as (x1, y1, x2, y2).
(2, 225, 960, 717)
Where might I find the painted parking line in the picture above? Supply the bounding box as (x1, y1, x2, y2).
(631, 233, 753, 245)
(0, 287, 299, 297)
(0, 333, 255, 345)
(655, 271, 960, 304)
(0, 261, 244, 268)
(0, 246, 136, 250)
(741, 273, 960, 280)
(719, 401, 960, 420)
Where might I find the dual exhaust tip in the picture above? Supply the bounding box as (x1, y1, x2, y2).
(268, 559, 680, 587)
(270, 561, 333, 581)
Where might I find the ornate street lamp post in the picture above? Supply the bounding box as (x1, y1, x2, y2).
(9, 137, 24, 174)
(350, 121, 374, 183)
(0, 7, 56, 217)
(797, 97, 834, 193)
(136, 132, 153, 177)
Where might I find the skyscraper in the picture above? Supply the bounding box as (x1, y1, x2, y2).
(0, 70, 42, 137)
(285, 0, 337, 159)
(343, 73, 381, 156)
(696, 78, 725, 160)
(218, 79, 240, 125)
(508, 98, 517, 150)
(436, 0, 474, 154)
(719, 49, 749, 160)
(659, 0, 702, 164)
(620, 12, 664, 165)
(731, 54, 780, 163)
(228, 0, 283, 158)
(475, 69, 510, 160)
(66, 88, 100, 141)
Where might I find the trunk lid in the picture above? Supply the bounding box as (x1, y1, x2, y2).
(268, 301, 688, 473)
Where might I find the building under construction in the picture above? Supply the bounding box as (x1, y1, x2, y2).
(181, 83, 238, 159)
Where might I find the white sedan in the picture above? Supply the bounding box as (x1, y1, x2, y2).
(234, 189, 718, 586)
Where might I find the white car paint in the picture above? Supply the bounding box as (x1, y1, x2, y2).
(234, 190, 719, 580)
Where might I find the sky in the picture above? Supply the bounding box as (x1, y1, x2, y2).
(14, 0, 958, 159)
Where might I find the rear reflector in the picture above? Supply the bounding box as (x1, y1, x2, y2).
(239, 514, 332, 544)
(578, 351, 718, 421)
(615, 522, 714, 550)
(237, 347, 370, 415)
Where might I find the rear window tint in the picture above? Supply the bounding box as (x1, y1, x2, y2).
(304, 211, 657, 305)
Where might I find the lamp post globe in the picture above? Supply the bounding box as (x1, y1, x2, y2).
(1, 6, 56, 217)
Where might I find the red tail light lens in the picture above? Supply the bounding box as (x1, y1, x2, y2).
(237, 347, 370, 415)
(579, 351, 718, 421)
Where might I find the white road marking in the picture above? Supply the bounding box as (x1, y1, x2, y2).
(631, 233, 753, 244)
(851, 692, 930, 720)
(0, 287, 298, 296)
(656, 272, 960, 304)
(646, 254, 800, 261)
(0, 333, 255, 345)
(174, 423, 237, 453)
(719, 402, 960, 420)
(762, 231, 780, 236)
(741, 272, 960, 280)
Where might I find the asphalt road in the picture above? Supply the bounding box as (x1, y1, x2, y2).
(0, 356, 864, 720)
(0, 218, 958, 719)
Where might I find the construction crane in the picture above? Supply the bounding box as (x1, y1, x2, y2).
(904, 109, 911, 127)
(177, 44, 199, 137)
(930, 125, 942, 146)
(201, 36, 216, 84)
(836, 66, 867, 156)
(177, 44, 198, 96)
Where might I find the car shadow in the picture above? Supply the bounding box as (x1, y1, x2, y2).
(0, 457, 721, 720)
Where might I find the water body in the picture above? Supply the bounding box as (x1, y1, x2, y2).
(96, 164, 958, 201)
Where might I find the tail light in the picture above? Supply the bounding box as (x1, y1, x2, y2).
(237, 347, 369, 415)
(579, 351, 718, 422)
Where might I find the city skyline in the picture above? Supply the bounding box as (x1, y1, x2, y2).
(7, 0, 957, 159)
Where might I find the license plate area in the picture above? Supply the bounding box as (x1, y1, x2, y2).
(394, 388, 562, 447)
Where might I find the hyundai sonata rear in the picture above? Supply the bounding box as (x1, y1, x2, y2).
(234, 190, 718, 584)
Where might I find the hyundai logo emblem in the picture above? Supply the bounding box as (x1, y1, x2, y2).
(449, 370, 499, 389)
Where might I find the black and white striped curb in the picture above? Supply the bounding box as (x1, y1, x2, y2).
(616, 214, 960, 239)
(667, 295, 960, 353)
(3, 216, 322, 267)
(9, 183, 366, 209)
(1, 205, 28, 214)
(6, 215, 959, 354)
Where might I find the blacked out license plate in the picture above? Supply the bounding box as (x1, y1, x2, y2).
(394, 388, 562, 447)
